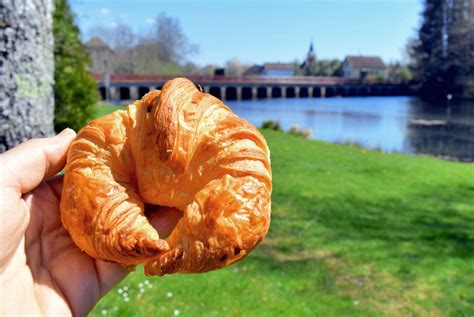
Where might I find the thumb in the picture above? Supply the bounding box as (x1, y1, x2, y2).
(0, 128, 77, 194)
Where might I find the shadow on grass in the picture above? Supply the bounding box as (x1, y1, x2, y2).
(269, 181, 474, 261)
(250, 181, 474, 316)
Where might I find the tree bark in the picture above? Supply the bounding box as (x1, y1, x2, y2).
(0, 0, 55, 152)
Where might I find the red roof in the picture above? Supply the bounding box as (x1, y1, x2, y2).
(344, 56, 386, 70)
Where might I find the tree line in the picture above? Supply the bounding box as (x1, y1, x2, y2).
(88, 13, 198, 76)
(89, 20, 411, 82)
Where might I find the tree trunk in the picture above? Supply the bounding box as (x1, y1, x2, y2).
(0, 0, 55, 152)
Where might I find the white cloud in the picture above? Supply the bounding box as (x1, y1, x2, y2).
(100, 8, 110, 16)
(146, 18, 156, 25)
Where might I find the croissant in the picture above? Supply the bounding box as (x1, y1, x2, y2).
(60, 78, 272, 275)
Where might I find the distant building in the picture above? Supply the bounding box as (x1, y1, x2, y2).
(214, 68, 225, 76)
(243, 43, 319, 77)
(262, 63, 295, 76)
(243, 63, 295, 77)
(242, 65, 264, 76)
(342, 56, 386, 79)
(301, 42, 318, 76)
(84, 37, 114, 74)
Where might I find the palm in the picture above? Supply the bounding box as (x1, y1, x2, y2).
(1, 133, 182, 316)
(5, 178, 127, 316)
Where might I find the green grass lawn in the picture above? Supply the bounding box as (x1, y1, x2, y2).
(93, 102, 127, 118)
(88, 105, 474, 316)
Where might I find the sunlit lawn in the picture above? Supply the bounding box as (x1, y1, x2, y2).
(93, 102, 126, 118)
(89, 104, 474, 316)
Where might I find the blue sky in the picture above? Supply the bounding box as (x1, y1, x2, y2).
(71, 0, 423, 66)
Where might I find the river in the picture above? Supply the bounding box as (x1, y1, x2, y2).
(226, 97, 474, 162)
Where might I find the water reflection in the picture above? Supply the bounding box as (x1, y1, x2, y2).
(226, 97, 474, 162)
(405, 99, 474, 161)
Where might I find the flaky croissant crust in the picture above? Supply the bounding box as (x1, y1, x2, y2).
(60, 78, 272, 275)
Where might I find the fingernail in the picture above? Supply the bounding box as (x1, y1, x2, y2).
(57, 128, 76, 138)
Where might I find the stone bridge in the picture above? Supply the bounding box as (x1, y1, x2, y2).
(94, 74, 411, 102)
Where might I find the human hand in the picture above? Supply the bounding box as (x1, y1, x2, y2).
(0, 129, 128, 317)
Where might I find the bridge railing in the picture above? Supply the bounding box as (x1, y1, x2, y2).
(94, 73, 350, 85)
(94, 73, 414, 102)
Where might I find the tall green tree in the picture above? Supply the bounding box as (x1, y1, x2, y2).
(53, 0, 97, 132)
(446, 0, 474, 98)
(410, 0, 446, 100)
(410, 0, 474, 100)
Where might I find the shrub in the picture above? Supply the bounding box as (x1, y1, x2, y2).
(53, 0, 98, 132)
(288, 125, 312, 139)
(261, 120, 282, 131)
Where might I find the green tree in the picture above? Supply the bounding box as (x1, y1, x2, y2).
(53, 0, 98, 132)
(293, 59, 303, 76)
(316, 59, 342, 76)
(409, 0, 473, 100)
(446, 0, 474, 99)
(409, 0, 446, 99)
(387, 62, 413, 83)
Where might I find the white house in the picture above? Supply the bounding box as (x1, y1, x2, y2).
(262, 63, 295, 77)
(342, 56, 387, 79)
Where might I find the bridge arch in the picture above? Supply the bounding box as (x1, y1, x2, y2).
(138, 86, 149, 99)
(359, 86, 369, 96)
(312, 87, 321, 98)
(347, 87, 358, 96)
(286, 86, 296, 98)
(242, 87, 252, 100)
(299, 87, 309, 98)
(325, 87, 335, 97)
(257, 87, 267, 99)
(99, 86, 106, 100)
(336, 86, 347, 97)
(370, 86, 379, 96)
(271, 86, 282, 98)
(119, 87, 130, 100)
(225, 86, 237, 100)
(388, 86, 396, 96)
(209, 86, 221, 99)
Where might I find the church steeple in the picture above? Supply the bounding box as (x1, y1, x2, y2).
(301, 40, 318, 76)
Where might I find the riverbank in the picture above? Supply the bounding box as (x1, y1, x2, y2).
(94, 96, 474, 162)
(90, 127, 473, 316)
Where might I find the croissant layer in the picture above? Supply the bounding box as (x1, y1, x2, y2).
(60, 78, 272, 275)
